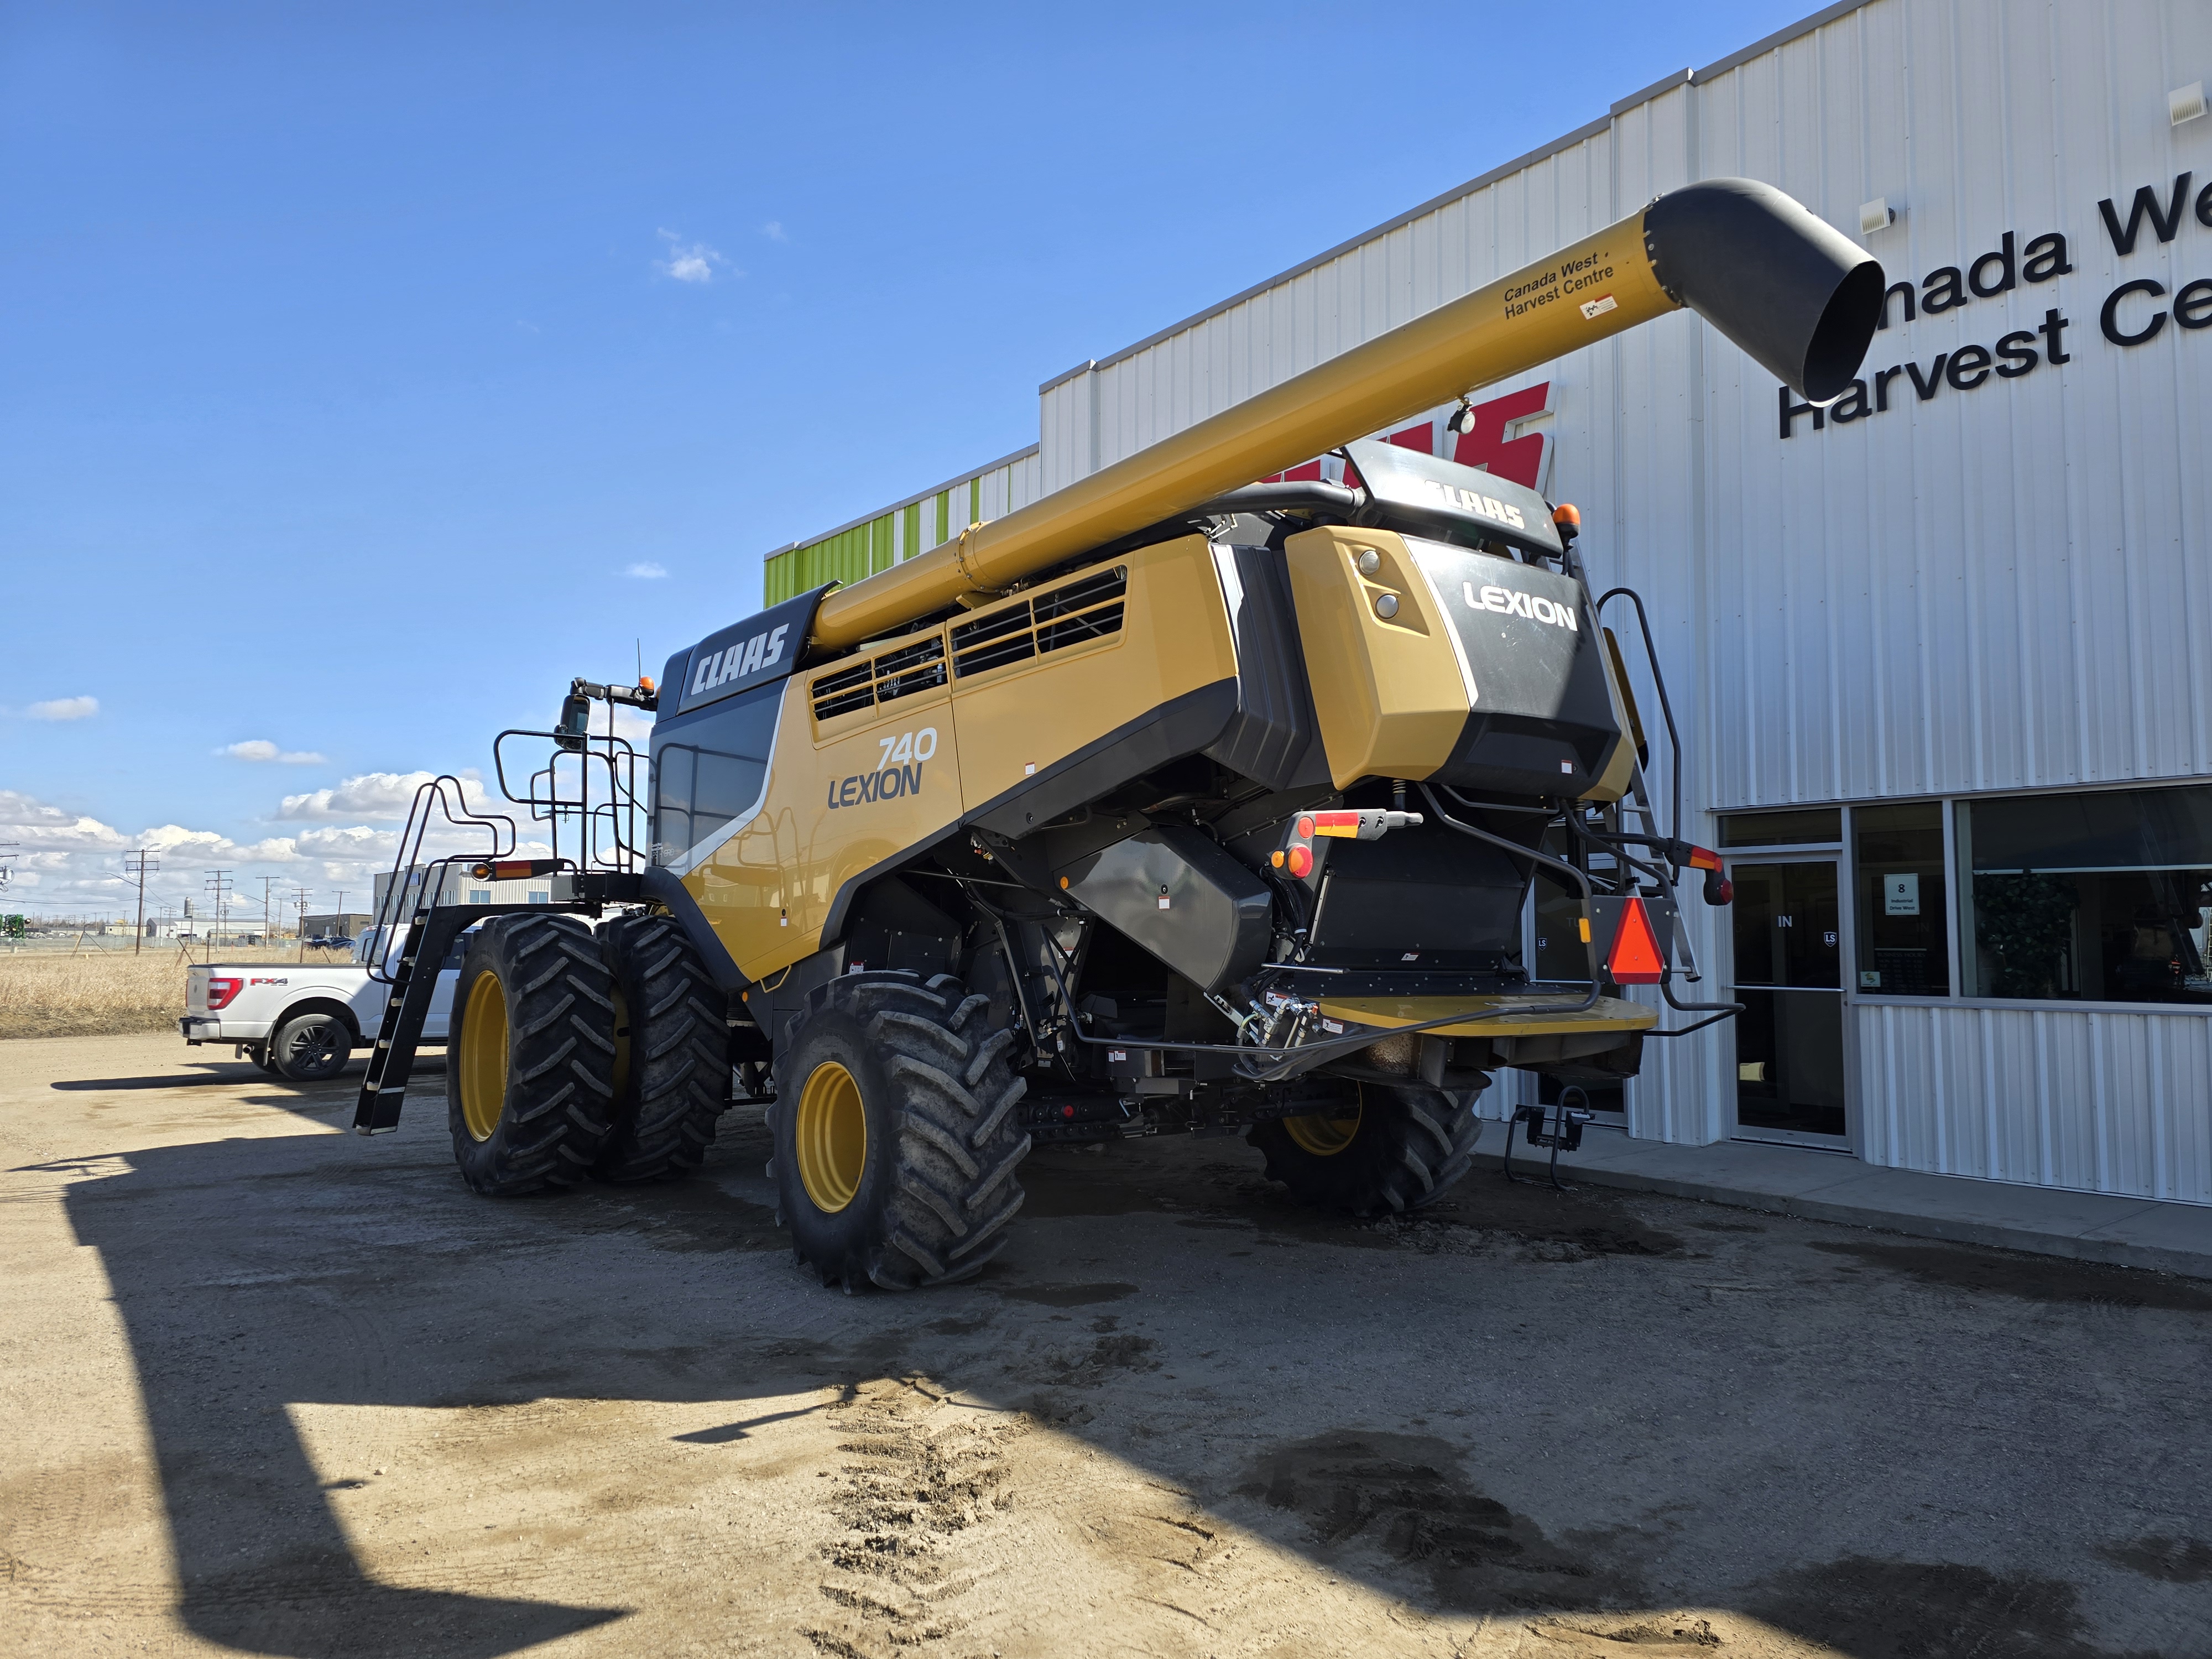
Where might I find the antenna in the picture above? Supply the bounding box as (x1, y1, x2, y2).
(635, 638, 644, 686)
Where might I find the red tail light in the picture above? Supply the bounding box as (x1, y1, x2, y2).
(206, 977, 244, 1010)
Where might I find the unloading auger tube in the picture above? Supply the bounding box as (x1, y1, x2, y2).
(808, 177, 1883, 651)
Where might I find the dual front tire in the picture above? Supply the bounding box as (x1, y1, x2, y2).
(448, 914, 622, 1194)
(446, 910, 731, 1195)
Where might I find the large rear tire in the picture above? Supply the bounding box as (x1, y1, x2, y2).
(446, 914, 619, 1196)
(769, 971, 1029, 1290)
(1249, 1080, 1481, 1217)
(594, 911, 728, 1182)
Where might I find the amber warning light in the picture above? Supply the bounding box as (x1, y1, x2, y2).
(1272, 807, 1423, 880)
(466, 859, 563, 882)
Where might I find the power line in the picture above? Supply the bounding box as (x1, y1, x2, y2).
(203, 869, 233, 964)
(123, 849, 160, 956)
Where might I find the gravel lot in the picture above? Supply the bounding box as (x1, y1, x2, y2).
(4, 1032, 2209, 1658)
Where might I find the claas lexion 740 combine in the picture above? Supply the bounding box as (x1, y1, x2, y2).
(356, 179, 1882, 1290)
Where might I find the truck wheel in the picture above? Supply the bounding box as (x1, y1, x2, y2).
(1249, 1081, 1480, 1217)
(594, 912, 728, 1183)
(447, 914, 619, 1196)
(769, 971, 1029, 1291)
(270, 1011, 353, 1082)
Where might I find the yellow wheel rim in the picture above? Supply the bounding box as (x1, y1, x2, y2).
(1284, 1091, 1363, 1157)
(796, 1060, 867, 1213)
(609, 984, 632, 1103)
(458, 968, 509, 1143)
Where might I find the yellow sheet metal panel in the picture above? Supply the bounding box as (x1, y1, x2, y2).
(948, 536, 1238, 813)
(686, 536, 1237, 983)
(1316, 993, 1657, 1037)
(1283, 526, 1468, 789)
(810, 215, 1675, 650)
(690, 654, 964, 982)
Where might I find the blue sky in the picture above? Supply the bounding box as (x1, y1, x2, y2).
(1, 0, 1815, 920)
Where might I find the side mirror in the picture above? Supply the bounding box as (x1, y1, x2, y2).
(555, 692, 591, 753)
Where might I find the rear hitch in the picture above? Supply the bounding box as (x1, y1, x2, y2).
(1503, 1087, 1593, 1192)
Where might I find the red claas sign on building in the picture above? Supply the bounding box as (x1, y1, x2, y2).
(1265, 382, 1554, 492)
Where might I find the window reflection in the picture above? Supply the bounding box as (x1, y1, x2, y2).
(650, 681, 782, 861)
(1853, 802, 1949, 995)
(1958, 787, 2212, 1005)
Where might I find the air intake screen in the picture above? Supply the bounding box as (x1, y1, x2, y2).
(951, 567, 1126, 680)
(810, 636, 948, 723)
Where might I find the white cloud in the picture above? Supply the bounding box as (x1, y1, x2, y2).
(0, 789, 121, 851)
(27, 696, 98, 721)
(654, 228, 732, 283)
(761, 220, 787, 242)
(0, 789, 81, 829)
(221, 739, 328, 764)
(278, 769, 488, 822)
(609, 702, 655, 749)
(0, 785, 554, 922)
(624, 561, 668, 580)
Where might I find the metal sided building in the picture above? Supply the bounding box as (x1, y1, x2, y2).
(762, 0, 2212, 1208)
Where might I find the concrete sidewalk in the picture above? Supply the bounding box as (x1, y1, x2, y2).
(1481, 1125, 2212, 1282)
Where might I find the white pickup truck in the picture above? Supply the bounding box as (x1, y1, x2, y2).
(180, 928, 465, 1081)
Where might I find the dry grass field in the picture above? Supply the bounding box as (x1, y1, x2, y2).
(0, 946, 352, 1039)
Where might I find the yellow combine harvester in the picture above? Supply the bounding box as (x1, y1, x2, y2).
(358, 179, 1882, 1290)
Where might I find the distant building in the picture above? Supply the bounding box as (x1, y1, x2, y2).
(373, 867, 554, 921)
(300, 912, 373, 940)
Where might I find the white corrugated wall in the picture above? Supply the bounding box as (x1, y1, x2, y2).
(1025, 0, 2212, 1201)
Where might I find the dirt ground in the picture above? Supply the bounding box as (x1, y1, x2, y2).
(4, 1034, 2209, 1659)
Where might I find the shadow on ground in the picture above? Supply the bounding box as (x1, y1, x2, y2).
(27, 1089, 2212, 1658)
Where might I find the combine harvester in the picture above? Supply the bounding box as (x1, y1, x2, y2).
(357, 180, 1882, 1290)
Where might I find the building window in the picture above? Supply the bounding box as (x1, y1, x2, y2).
(1853, 802, 1949, 995)
(1719, 807, 1841, 847)
(469, 890, 493, 905)
(1958, 786, 2212, 1005)
(526, 890, 550, 905)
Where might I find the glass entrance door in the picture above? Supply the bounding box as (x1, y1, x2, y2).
(1729, 860, 1848, 1144)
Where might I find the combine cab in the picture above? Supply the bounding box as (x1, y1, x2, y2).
(359, 178, 1883, 1289)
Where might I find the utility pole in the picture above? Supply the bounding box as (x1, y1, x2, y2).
(203, 869, 233, 965)
(123, 849, 159, 956)
(295, 888, 311, 962)
(259, 875, 276, 951)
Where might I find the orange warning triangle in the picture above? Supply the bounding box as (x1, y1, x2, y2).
(1608, 896, 1667, 985)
